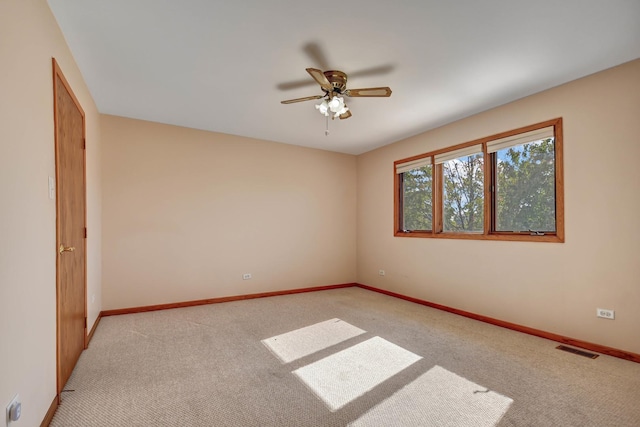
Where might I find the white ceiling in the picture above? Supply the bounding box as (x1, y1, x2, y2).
(47, 0, 640, 155)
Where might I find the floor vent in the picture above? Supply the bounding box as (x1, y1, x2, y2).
(556, 345, 599, 359)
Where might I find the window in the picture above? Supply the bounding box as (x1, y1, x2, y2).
(394, 118, 564, 242)
(396, 157, 433, 232)
(489, 126, 556, 233)
(436, 145, 484, 233)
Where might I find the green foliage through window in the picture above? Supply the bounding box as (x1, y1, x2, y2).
(495, 138, 555, 232)
(402, 165, 432, 231)
(443, 154, 484, 232)
(394, 119, 563, 242)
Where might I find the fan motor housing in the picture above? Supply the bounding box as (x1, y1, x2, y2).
(323, 70, 348, 94)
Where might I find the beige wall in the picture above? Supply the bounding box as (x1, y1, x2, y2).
(101, 115, 357, 310)
(357, 59, 640, 355)
(0, 0, 102, 425)
(0, 3, 636, 423)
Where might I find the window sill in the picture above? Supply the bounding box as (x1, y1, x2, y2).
(394, 230, 564, 243)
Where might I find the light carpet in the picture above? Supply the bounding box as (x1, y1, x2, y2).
(50, 287, 640, 426)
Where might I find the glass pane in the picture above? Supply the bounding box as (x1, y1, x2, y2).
(402, 165, 432, 231)
(442, 153, 484, 233)
(495, 138, 555, 232)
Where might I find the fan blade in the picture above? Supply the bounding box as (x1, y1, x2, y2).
(349, 64, 394, 79)
(345, 87, 392, 97)
(303, 42, 330, 70)
(281, 95, 324, 104)
(277, 79, 317, 90)
(306, 68, 333, 92)
(277, 64, 394, 91)
(339, 110, 352, 120)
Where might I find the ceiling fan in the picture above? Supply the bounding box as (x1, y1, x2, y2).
(281, 68, 392, 120)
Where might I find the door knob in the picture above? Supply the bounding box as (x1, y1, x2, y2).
(59, 244, 76, 254)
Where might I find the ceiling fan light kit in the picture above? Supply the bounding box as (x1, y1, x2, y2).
(316, 96, 349, 118)
(281, 67, 392, 132)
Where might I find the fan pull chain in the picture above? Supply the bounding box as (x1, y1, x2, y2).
(325, 114, 330, 136)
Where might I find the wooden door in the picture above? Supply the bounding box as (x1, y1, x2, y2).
(53, 59, 87, 395)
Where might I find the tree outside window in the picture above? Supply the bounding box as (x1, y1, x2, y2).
(442, 154, 484, 233)
(394, 118, 564, 242)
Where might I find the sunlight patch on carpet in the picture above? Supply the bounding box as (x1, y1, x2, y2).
(349, 365, 513, 426)
(293, 336, 422, 411)
(261, 318, 366, 363)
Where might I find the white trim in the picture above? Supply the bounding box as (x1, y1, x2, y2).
(396, 157, 432, 174)
(487, 126, 554, 153)
(434, 144, 483, 164)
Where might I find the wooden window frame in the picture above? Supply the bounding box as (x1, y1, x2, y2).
(394, 118, 564, 243)
(395, 153, 434, 234)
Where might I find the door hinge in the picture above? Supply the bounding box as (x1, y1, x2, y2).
(84, 317, 87, 329)
(84, 227, 87, 239)
(82, 138, 86, 150)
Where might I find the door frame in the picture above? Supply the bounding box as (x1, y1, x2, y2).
(52, 58, 88, 397)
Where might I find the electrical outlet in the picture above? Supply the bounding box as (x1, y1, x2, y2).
(378, 270, 385, 276)
(242, 273, 252, 280)
(6, 394, 21, 425)
(596, 308, 615, 319)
